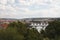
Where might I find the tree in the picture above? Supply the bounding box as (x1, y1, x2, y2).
(5, 21, 47, 40)
(25, 28, 42, 40)
(0, 27, 24, 40)
(43, 21, 60, 40)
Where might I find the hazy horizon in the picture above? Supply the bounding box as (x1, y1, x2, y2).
(0, 0, 60, 19)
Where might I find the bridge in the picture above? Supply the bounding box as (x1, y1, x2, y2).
(30, 21, 49, 33)
(21, 18, 54, 33)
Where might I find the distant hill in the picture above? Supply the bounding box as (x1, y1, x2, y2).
(21, 18, 60, 21)
(0, 18, 19, 20)
(0, 18, 60, 21)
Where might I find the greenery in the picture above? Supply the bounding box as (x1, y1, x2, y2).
(0, 21, 60, 40)
(41, 21, 60, 40)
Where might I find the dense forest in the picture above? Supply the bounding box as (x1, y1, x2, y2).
(0, 21, 60, 40)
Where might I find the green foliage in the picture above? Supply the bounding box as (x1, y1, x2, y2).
(25, 28, 42, 40)
(0, 27, 24, 40)
(0, 21, 43, 40)
(0, 20, 60, 40)
(40, 21, 60, 40)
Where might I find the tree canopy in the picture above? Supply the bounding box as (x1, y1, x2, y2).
(0, 20, 60, 40)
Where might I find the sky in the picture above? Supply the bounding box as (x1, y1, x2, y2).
(0, 0, 60, 19)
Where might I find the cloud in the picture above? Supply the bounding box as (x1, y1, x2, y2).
(0, 0, 60, 18)
(0, 0, 7, 4)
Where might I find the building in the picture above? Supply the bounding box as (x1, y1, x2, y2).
(0, 19, 17, 29)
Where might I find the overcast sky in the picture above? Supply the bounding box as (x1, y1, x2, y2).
(0, 0, 60, 19)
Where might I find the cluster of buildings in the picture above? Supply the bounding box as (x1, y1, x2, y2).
(0, 19, 17, 29)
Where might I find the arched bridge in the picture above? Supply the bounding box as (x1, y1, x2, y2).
(29, 21, 49, 33)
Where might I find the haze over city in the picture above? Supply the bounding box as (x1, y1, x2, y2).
(0, 0, 60, 19)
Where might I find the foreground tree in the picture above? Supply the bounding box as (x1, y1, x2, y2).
(41, 21, 60, 40)
(0, 27, 24, 40)
(25, 28, 43, 40)
(7, 21, 43, 40)
(1, 20, 60, 40)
